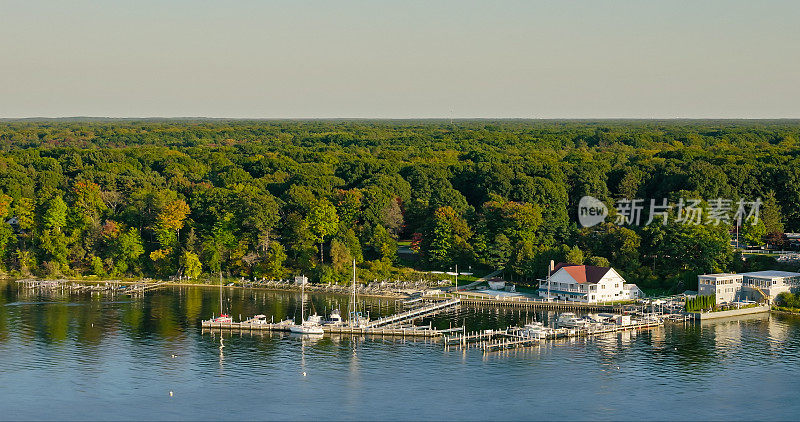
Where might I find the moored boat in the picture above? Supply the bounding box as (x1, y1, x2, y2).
(557, 312, 591, 328)
(289, 275, 324, 335)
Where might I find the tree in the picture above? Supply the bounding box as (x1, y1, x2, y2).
(586, 256, 610, 267)
(578, 223, 641, 270)
(368, 224, 397, 262)
(44, 196, 68, 231)
(306, 200, 339, 264)
(330, 239, 352, 274)
(484, 233, 512, 269)
(426, 206, 472, 267)
(72, 180, 106, 227)
(565, 246, 585, 265)
(181, 251, 202, 279)
(741, 219, 767, 246)
(263, 241, 287, 279)
(113, 228, 144, 275)
(381, 197, 404, 237)
(156, 198, 190, 248)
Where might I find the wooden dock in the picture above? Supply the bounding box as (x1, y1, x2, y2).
(201, 320, 444, 337)
(122, 281, 169, 295)
(365, 298, 460, 328)
(457, 296, 620, 312)
(445, 320, 664, 352)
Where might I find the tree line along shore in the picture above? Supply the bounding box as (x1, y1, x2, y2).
(0, 119, 797, 294)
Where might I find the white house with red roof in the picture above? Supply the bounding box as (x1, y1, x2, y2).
(538, 263, 642, 303)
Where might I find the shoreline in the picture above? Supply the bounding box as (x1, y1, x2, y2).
(38, 278, 412, 300)
(770, 308, 800, 317)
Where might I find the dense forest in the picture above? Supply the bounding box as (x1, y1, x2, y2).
(0, 119, 798, 293)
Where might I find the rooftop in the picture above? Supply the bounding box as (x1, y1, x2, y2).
(740, 270, 800, 278)
(699, 273, 741, 279)
(551, 263, 612, 284)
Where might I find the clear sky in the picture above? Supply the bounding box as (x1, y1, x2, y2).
(1, 0, 798, 118)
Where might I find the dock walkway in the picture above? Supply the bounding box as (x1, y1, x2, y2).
(456, 296, 620, 311)
(445, 320, 664, 351)
(365, 298, 460, 328)
(201, 320, 443, 337)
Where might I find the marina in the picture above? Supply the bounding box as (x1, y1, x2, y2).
(3, 278, 800, 421)
(444, 318, 666, 352)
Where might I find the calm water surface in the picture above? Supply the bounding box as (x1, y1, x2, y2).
(1, 281, 799, 421)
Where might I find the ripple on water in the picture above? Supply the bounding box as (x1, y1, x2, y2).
(3, 284, 800, 420)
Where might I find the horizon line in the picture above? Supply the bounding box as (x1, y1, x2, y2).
(3, 116, 800, 122)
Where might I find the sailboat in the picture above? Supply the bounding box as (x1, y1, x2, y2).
(212, 271, 232, 323)
(349, 259, 369, 328)
(290, 275, 324, 335)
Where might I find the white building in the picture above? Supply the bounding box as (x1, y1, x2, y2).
(697, 270, 800, 304)
(538, 263, 642, 303)
(740, 270, 800, 300)
(697, 273, 743, 304)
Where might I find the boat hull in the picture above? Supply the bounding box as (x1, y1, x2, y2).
(289, 325, 324, 335)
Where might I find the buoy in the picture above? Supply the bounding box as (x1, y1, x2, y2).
(302, 372, 307, 376)
(169, 391, 173, 397)
(171, 354, 176, 358)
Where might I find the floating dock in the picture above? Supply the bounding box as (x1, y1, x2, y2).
(445, 319, 665, 352)
(201, 320, 444, 337)
(202, 298, 462, 337)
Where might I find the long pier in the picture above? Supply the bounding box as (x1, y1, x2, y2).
(456, 296, 620, 312)
(365, 298, 460, 328)
(200, 320, 443, 337)
(445, 320, 664, 352)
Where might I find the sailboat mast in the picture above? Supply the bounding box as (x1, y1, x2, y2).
(351, 259, 356, 327)
(219, 271, 223, 315)
(301, 275, 305, 322)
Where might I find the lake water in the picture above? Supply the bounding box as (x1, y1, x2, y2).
(2, 281, 800, 421)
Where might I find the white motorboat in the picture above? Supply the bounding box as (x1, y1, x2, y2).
(289, 323, 324, 335)
(557, 312, 590, 328)
(515, 321, 555, 339)
(325, 309, 344, 325)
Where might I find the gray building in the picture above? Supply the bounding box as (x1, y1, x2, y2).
(740, 270, 800, 301)
(698, 270, 800, 304)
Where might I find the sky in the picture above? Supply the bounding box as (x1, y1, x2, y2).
(1, 0, 798, 119)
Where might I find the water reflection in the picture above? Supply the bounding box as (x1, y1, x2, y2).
(3, 280, 800, 420)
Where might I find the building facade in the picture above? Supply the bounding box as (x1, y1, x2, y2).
(697, 270, 800, 304)
(697, 273, 743, 304)
(741, 271, 800, 300)
(538, 263, 641, 303)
